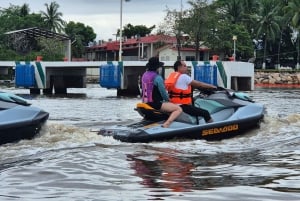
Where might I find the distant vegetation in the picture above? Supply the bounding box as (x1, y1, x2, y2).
(0, 1, 96, 61)
(0, 0, 299, 69)
(158, 0, 300, 69)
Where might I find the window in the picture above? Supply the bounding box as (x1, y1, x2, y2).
(185, 56, 195, 61)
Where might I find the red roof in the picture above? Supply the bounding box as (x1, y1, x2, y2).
(87, 34, 177, 51)
(106, 42, 119, 51)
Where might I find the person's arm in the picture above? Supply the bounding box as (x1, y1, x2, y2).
(191, 79, 216, 89)
(155, 76, 169, 101)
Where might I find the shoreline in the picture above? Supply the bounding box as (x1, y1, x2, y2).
(255, 83, 300, 89)
(255, 71, 300, 86)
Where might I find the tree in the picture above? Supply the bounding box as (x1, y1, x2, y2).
(284, 0, 300, 68)
(0, 4, 46, 59)
(216, 0, 244, 24)
(238, 0, 260, 37)
(65, 21, 96, 58)
(40, 1, 65, 33)
(157, 9, 183, 60)
(0, 4, 45, 32)
(20, 3, 30, 17)
(205, 22, 253, 60)
(184, 0, 211, 60)
(37, 37, 65, 61)
(284, 0, 300, 28)
(256, 0, 281, 69)
(118, 23, 155, 38)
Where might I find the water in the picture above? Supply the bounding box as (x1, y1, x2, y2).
(0, 85, 299, 201)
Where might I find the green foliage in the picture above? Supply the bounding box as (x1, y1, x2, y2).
(65, 21, 96, 46)
(0, 5, 46, 33)
(0, 0, 299, 66)
(37, 37, 65, 61)
(215, 0, 245, 24)
(206, 22, 253, 58)
(0, 2, 96, 60)
(118, 23, 155, 38)
(284, 0, 300, 29)
(0, 3, 49, 60)
(158, 0, 300, 66)
(65, 21, 96, 58)
(0, 47, 39, 61)
(40, 1, 66, 33)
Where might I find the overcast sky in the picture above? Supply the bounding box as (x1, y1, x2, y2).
(1, 0, 190, 41)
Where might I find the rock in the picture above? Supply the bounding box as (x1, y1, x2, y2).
(255, 72, 300, 85)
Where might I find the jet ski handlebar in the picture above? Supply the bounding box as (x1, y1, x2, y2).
(195, 86, 254, 103)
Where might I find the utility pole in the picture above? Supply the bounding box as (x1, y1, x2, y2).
(119, 0, 130, 61)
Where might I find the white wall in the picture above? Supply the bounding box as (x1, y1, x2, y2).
(222, 61, 255, 90)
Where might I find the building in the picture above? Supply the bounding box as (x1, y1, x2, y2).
(85, 34, 210, 62)
(158, 45, 210, 61)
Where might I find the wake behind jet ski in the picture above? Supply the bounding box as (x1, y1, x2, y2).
(0, 92, 49, 145)
(98, 88, 265, 143)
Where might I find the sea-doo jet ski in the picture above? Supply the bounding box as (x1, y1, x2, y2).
(98, 88, 264, 143)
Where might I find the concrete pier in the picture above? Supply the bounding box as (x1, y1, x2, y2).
(0, 60, 256, 95)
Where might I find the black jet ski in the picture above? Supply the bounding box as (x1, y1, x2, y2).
(0, 92, 49, 145)
(98, 88, 265, 143)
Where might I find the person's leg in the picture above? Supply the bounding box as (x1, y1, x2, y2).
(180, 104, 213, 123)
(160, 102, 182, 128)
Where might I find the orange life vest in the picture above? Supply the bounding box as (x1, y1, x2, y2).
(165, 72, 192, 104)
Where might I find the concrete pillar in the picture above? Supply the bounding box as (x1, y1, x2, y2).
(65, 39, 71, 61)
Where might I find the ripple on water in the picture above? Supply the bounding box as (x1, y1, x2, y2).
(0, 87, 299, 200)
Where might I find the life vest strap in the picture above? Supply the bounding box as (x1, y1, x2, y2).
(169, 91, 192, 99)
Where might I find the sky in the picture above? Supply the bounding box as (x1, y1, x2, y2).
(1, 0, 191, 41)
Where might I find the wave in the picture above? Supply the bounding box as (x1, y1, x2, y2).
(1, 113, 299, 163)
(0, 123, 121, 162)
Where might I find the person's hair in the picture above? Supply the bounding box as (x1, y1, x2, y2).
(146, 57, 164, 71)
(173, 60, 182, 72)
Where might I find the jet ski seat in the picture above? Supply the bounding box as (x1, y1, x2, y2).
(135, 103, 199, 124)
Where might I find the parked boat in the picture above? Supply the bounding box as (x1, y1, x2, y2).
(98, 88, 265, 143)
(0, 92, 49, 145)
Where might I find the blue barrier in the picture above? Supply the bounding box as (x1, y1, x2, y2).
(99, 63, 121, 88)
(194, 64, 217, 86)
(15, 64, 35, 87)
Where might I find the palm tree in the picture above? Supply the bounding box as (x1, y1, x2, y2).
(239, 0, 259, 33)
(274, 0, 289, 67)
(284, 0, 300, 69)
(217, 0, 244, 24)
(256, 0, 281, 69)
(284, 0, 300, 28)
(40, 1, 65, 33)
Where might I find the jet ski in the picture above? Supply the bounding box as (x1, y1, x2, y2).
(98, 88, 265, 143)
(0, 92, 49, 145)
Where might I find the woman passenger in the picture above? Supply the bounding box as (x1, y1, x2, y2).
(141, 57, 182, 128)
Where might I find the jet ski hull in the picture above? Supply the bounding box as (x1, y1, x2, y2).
(0, 92, 49, 145)
(0, 114, 48, 145)
(110, 114, 263, 143)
